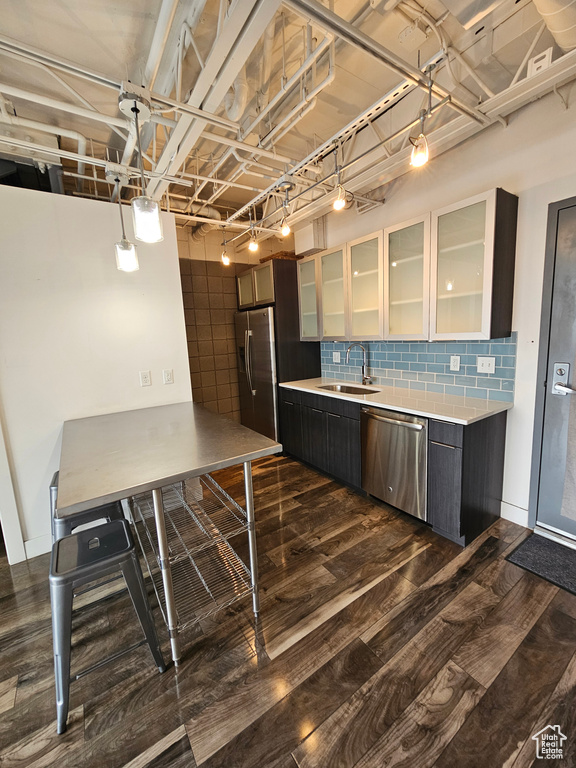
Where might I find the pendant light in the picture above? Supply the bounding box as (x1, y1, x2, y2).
(113, 177, 139, 272)
(248, 209, 259, 252)
(280, 189, 291, 236)
(119, 91, 163, 243)
(410, 109, 429, 168)
(332, 150, 351, 211)
(221, 230, 230, 266)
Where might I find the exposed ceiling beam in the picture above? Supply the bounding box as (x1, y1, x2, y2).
(146, 0, 283, 201)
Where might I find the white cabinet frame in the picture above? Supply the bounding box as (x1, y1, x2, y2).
(384, 214, 430, 341)
(297, 254, 322, 341)
(317, 244, 348, 342)
(346, 231, 384, 340)
(429, 188, 496, 341)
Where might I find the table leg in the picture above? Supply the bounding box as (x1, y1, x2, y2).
(243, 461, 260, 616)
(152, 488, 181, 665)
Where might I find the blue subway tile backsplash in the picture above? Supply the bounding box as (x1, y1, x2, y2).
(320, 333, 516, 402)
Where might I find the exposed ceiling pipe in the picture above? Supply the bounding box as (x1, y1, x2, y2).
(258, 20, 277, 109)
(285, 0, 490, 125)
(146, 0, 182, 89)
(225, 68, 249, 121)
(532, 0, 576, 51)
(0, 109, 86, 190)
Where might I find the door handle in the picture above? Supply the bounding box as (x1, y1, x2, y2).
(245, 330, 256, 395)
(552, 362, 573, 396)
(554, 383, 576, 395)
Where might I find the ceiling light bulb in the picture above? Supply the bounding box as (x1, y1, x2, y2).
(281, 217, 291, 237)
(221, 251, 230, 266)
(248, 236, 259, 252)
(131, 196, 163, 243)
(115, 238, 139, 272)
(446, 280, 454, 291)
(410, 134, 429, 168)
(333, 184, 346, 211)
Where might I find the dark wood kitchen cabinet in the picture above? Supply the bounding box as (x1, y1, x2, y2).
(427, 411, 507, 546)
(278, 388, 361, 489)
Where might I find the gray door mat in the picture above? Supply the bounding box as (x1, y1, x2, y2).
(506, 533, 576, 595)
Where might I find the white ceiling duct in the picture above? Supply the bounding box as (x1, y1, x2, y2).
(189, 202, 222, 241)
(532, 0, 576, 51)
(225, 68, 249, 122)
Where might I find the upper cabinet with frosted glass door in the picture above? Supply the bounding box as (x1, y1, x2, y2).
(320, 246, 347, 341)
(384, 215, 430, 340)
(237, 262, 274, 309)
(347, 232, 383, 340)
(429, 188, 518, 340)
(298, 256, 321, 340)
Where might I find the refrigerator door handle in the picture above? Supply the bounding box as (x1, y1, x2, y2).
(245, 329, 256, 395)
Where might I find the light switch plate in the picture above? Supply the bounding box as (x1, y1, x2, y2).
(139, 370, 151, 386)
(477, 356, 495, 374)
(450, 355, 460, 372)
(333, 351, 341, 363)
(163, 369, 174, 385)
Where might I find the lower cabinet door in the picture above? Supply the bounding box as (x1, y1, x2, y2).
(279, 399, 302, 456)
(428, 440, 463, 543)
(327, 413, 361, 488)
(301, 406, 328, 471)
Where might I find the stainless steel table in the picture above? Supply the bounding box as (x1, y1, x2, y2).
(56, 401, 281, 664)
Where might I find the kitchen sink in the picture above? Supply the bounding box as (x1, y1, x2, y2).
(318, 384, 380, 395)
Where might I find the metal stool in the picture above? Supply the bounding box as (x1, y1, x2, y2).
(50, 471, 125, 542)
(49, 519, 166, 734)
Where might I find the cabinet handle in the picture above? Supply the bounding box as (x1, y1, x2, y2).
(311, 408, 323, 413)
(430, 440, 456, 449)
(285, 402, 295, 407)
(328, 413, 341, 418)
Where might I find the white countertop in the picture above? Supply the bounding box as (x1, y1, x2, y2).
(279, 378, 513, 425)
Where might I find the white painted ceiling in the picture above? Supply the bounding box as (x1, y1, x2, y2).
(0, 0, 573, 245)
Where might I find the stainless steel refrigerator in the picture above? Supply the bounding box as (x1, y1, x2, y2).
(235, 307, 278, 441)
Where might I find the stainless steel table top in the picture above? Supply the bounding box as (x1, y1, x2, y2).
(56, 401, 282, 518)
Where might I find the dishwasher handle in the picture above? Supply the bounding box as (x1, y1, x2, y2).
(361, 409, 424, 431)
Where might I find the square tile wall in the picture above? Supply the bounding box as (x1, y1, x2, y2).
(321, 334, 517, 402)
(180, 259, 250, 420)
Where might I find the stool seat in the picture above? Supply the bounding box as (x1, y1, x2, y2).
(50, 471, 125, 542)
(49, 519, 165, 734)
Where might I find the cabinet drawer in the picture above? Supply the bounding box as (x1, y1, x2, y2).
(429, 419, 463, 448)
(279, 387, 301, 405)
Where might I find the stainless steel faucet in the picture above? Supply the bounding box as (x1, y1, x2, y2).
(346, 343, 373, 385)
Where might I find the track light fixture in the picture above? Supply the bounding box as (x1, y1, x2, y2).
(410, 72, 434, 169)
(220, 229, 230, 266)
(332, 150, 352, 211)
(248, 209, 259, 252)
(119, 90, 163, 243)
(280, 189, 291, 236)
(111, 174, 139, 272)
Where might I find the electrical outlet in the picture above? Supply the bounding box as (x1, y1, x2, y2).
(477, 356, 495, 374)
(139, 370, 151, 387)
(333, 351, 341, 363)
(450, 355, 460, 372)
(163, 368, 174, 385)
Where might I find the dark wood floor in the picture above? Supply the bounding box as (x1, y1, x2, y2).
(1, 455, 575, 767)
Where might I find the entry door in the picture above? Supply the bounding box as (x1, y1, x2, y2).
(536, 199, 576, 538)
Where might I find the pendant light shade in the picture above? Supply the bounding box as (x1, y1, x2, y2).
(333, 184, 347, 211)
(115, 238, 139, 272)
(410, 133, 429, 168)
(131, 196, 163, 243)
(248, 234, 259, 252)
(280, 217, 291, 237)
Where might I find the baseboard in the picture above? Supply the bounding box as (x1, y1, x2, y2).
(500, 501, 529, 528)
(24, 533, 52, 559)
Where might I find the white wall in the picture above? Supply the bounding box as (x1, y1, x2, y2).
(0, 186, 191, 562)
(176, 224, 294, 264)
(295, 88, 576, 529)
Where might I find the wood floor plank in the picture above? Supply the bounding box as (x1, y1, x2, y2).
(0, 705, 84, 768)
(472, 556, 525, 598)
(185, 571, 417, 765)
(361, 535, 507, 665)
(434, 591, 576, 768)
(352, 661, 485, 768)
(452, 573, 558, 687)
(196, 638, 382, 768)
(0, 675, 18, 715)
(120, 725, 196, 768)
(292, 581, 498, 768)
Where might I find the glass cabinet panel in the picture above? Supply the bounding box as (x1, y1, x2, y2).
(434, 200, 486, 335)
(385, 216, 429, 339)
(298, 258, 318, 339)
(237, 271, 254, 308)
(254, 262, 274, 304)
(349, 235, 381, 338)
(321, 249, 345, 338)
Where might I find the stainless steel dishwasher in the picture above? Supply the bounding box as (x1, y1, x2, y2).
(361, 407, 427, 520)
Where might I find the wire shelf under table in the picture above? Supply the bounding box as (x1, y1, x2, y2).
(131, 475, 254, 630)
